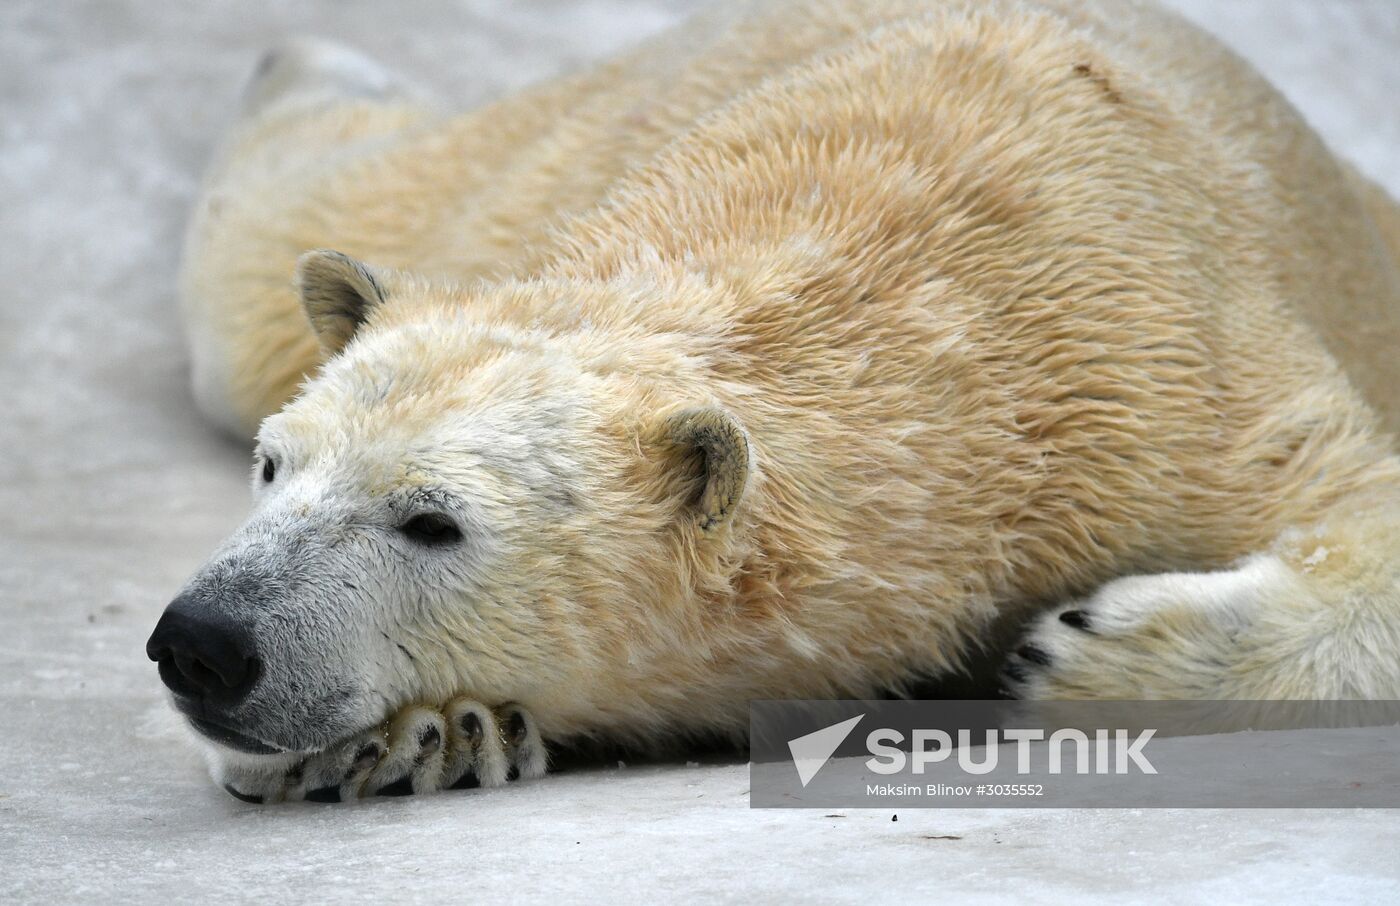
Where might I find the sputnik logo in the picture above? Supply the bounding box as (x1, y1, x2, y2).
(787, 714, 864, 787)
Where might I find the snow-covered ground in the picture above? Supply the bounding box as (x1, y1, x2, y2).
(2, 1, 1398, 901)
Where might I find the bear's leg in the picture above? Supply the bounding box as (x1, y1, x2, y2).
(181, 42, 438, 438)
(212, 699, 546, 805)
(239, 38, 427, 120)
(1005, 496, 1400, 700)
(203, 39, 435, 196)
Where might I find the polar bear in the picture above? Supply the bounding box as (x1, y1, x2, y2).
(148, 0, 1400, 803)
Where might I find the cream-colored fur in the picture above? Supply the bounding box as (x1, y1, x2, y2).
(176, 0, 1400, 776)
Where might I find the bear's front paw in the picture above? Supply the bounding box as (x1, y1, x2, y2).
(214, 699, 547, 804)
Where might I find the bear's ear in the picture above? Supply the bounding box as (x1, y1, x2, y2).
(295, 249, 388, 355)
(658, 407, 753, 533)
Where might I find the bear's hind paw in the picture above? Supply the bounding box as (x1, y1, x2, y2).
(999, 559, 1282, 700)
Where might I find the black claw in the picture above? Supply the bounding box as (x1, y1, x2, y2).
(305, 785, 342, 803)
(1002, 661, 1027, 683)
(253, 49, 279, 79)
(460, 712, 483, 746)
(223, 784, 263, 804)
(352, 743, 382, 772)
(1059, 609, 1093, 631)
(506, 711, 528, 746)
(506, 765, 520, 783)
(418, 725, 442, 755)
(450, 770, 481, 790)
(1016, 644, 1052, 666)
(374, 775, 415, 797)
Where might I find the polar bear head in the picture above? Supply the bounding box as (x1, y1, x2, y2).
(146, 250, 753, 755)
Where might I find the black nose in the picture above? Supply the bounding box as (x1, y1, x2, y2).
(146, 593, 260, 704)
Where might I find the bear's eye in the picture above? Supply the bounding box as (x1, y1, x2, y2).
(400, 513, 462, 546)
(261, 457, 276, 483)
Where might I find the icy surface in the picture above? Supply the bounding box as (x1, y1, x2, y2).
(2, 1, 1399, 901)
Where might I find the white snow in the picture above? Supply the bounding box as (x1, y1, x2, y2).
(2, 1, 1399, 901)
